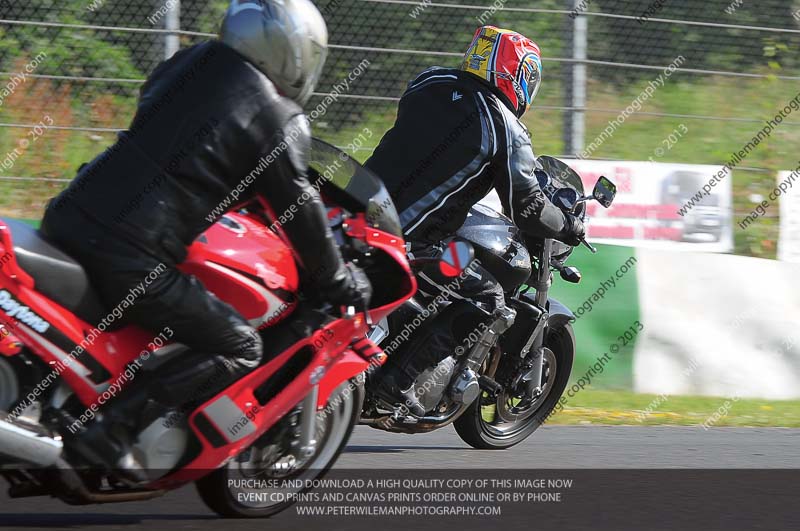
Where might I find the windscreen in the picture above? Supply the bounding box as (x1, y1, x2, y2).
(537, 156, 585, 196)
(308, 138, 403, 238)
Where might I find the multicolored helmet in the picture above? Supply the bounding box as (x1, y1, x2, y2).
(460, 26, 543, 117)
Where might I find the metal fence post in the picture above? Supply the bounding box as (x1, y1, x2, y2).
(165, 0, 181, 59)
(563, 0, 587, 156)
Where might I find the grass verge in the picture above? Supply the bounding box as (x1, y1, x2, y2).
(546, 389, 800, 427)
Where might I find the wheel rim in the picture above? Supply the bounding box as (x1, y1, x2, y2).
(478, 348, 558, 440)
(224, 382, 358, 510)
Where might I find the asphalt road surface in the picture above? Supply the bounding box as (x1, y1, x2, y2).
(1, 426, 798, 530)
(340, 425, 800, 468)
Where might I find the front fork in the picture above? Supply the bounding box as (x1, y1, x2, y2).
(294, 385, 319, 459)
(518, 238, 555, 395)
(463, 307, 517, 373)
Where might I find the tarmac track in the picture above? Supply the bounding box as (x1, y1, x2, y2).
(1, 426, 797, 531)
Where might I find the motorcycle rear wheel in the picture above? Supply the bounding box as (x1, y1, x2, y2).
(196, 380, 364, 518)
(454, 324, 574, 449)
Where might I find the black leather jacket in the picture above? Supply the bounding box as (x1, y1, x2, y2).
(43, 41, 349, 289)
(365, 67, 569, 246)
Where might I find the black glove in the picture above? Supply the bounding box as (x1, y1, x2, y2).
(559, 213, 586, 247)
(318, 263, 372, 313)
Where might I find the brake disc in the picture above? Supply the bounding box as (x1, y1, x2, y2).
(495, 348, 556, 424)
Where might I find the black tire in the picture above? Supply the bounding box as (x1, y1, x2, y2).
(454, 324, 574, 449)
(196, 380, 364, 518)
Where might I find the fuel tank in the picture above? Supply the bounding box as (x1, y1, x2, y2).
(180, 213, 299, 330)
(455, 204, 531, 292)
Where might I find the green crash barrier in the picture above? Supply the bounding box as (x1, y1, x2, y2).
(549, 244, 640, 390)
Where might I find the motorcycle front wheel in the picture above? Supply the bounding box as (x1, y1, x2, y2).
(454, 324, 574, 449)
(196, 380, 364, 518)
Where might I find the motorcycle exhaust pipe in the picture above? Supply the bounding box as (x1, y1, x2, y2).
(0, 413, 63, 467)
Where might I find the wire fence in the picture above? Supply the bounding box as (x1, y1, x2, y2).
(0, 0, 798, 252)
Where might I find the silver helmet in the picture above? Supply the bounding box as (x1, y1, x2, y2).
(220, 0, 328, 105)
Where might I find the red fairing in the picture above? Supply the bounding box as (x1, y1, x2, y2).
(156, 217, 414, 486)
(0, 202, 414, 492)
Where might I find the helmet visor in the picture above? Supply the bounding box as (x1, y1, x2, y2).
(519, 55, 542, 107)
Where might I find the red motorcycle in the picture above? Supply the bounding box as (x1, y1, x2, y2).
(0, 140, 416, 517)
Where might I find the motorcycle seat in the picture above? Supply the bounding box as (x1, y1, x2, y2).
(3, 219, 108, 326)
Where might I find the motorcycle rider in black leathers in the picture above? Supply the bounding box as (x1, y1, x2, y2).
(39, 0, 369, 478)
(365, 26, 585, 415)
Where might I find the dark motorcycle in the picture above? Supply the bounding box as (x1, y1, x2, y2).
(360, 156, 617, 449)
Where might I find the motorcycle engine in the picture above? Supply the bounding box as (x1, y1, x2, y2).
(412, 356, 457, 413)
(382, 300, 488, 416)
(130, 412, 189, 475)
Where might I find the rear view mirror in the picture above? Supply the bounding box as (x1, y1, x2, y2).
(439, 240, 475, 278)
(593, 176, 617, 208)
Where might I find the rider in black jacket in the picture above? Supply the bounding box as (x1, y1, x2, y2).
(365, 26, 584, 415)
(40, 0, 369, 477)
